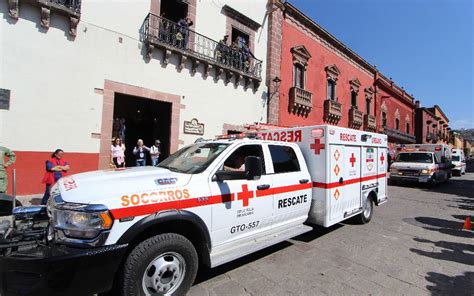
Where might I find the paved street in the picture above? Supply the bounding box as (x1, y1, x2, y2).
(189, 162, 474, 296)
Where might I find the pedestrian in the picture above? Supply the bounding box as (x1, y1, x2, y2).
(150, 140, 161, 167)
(215, 34, 229, 64)
(0, 146, 16, 194)
(41, 149, 70, 205)
(133, 139, 150, 166)
(177, 15, 193, 49)
(110, 137, 126, 168)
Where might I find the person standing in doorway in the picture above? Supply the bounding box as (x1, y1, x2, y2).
(110, 137, 126, 168)
(133, 139, 150, 166)
(0, 146, 16, 194)
(41, 149, 70, 205)
(150, 140, 161, 167)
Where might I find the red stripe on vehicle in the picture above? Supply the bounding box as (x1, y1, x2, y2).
(255, 182, 312, 197)
(313, 173, 386, 189)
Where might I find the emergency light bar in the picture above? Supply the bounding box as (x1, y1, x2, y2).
(215, 132, 260, 140)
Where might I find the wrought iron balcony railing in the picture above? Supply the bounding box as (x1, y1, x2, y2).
(8, 0, 81, 36)
(49, 0, 81, 13)
(142, 13, 263, 87)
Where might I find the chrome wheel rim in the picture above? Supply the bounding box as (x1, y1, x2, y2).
(363, 197, 372, 218)
(142, 252, 186, 295)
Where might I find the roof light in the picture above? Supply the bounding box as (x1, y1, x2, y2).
(311, 128, 324, 138)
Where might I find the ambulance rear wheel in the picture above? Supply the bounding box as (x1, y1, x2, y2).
(358, 195, 374, 224)
(121, 233, 198, 296)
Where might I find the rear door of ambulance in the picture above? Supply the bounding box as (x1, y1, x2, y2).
(377, 145, 388, 202)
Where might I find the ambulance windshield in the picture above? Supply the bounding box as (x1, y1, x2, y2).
(396, 152, 433, 163)
(452, 156, 460, 161)
(158, 143, 230, 174)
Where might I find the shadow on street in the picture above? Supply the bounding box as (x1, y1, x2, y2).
(403, 216, 474, 239)
(194, 224, 342, 285)
(425, 271, 474, 296)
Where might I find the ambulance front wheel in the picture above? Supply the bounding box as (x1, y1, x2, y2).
(358, 194, 374, 224)
(120, 233, 198, 296)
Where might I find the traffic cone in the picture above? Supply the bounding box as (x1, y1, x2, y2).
(463, 217, 472, 230)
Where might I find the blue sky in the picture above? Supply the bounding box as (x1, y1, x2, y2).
(289, 0, 473, 129)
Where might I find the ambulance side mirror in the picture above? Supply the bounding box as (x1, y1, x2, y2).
(245, 156, 262, 181)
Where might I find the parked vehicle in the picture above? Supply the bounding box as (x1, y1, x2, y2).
(451, 148, 466, 176)
(0, 125, 388, 295)
(390, 144, 452, 185)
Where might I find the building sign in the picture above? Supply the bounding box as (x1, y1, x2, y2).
(0, 89, 10, 110)
(183, 118, 204, 135)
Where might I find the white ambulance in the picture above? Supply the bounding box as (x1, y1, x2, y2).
(451, 148, 466, 176)
(0, 125, 388, 295)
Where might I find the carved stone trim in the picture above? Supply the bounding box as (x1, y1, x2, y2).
(177, 54, 187, 71)
(41, 6, 51, 28)
(221, 4, 261, 31)
(325, 64, 340, 82)
(244, 77, 252, 90)
(162, 49, 172, 65)
(224, 71, 234, 85)
(8, 0, 19, 19)
(394, 108, 400, 119)
(291, 45, 311, 67)
(381, 101, 387, 112)
(349, 78, 361, 94)
(405, 113, 410, 123)
(364, 86, 374, 102)
(69, 16, 79, 37)
(191, 59, 200, 76)
(146, 44, 154, 60)
(203, 63, 212, 78)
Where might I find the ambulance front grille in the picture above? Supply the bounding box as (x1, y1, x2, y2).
(399, 169, 420, 176)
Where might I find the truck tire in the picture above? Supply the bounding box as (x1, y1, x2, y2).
(357, 195, 374, 224)
(120, 233, 198, 296)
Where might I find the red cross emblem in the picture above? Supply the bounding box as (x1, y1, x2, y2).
(310, 139, 325, 155)
(237, 184, 254, 207)
(380, 153, 385, 164)
(349, 153, 357, 167)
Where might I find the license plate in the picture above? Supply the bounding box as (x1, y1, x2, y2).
(419, 177, 428, 183)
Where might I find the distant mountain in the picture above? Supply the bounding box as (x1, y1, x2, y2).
(453, 128, 474, 142)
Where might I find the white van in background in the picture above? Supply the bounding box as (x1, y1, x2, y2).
(451, 148, 466, 176)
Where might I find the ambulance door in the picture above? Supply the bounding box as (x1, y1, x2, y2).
(342, 145, 362, 215)
(377, 147, 388, 202)
(361, 146, 378, 204)
(209, 144, 273, 247)
(328, 145, 345, 223)
(269, 144, 312, 230)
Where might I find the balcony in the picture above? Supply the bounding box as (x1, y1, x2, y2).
(142, 13, 262, 90)
(289, 87, 312, 116)
(324, 99, 342, 124)
(364, 114, 376, 132)
(348, 107, 363, 129)
(8, 0, 81, 36)
(383, 127, 416, 144)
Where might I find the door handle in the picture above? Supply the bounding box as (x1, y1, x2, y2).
(257, 184, 270, 190)
(299, 179, 309, 184)
(339, 177, 344, 184)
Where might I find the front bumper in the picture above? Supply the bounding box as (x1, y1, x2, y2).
(0, 243, 128, 295)
(390, 174, 433, 183)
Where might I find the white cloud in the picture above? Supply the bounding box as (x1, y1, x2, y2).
(450, 118, 474, 130)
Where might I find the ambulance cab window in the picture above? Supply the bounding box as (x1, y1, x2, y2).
(269, 145, 300, 173)
(222, 145, 266, 174)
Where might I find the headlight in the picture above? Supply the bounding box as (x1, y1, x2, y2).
(421, 169, 429, 174)
(53, 203, 113, 239)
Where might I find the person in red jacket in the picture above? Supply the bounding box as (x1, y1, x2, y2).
(41, 149, 70, 205)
